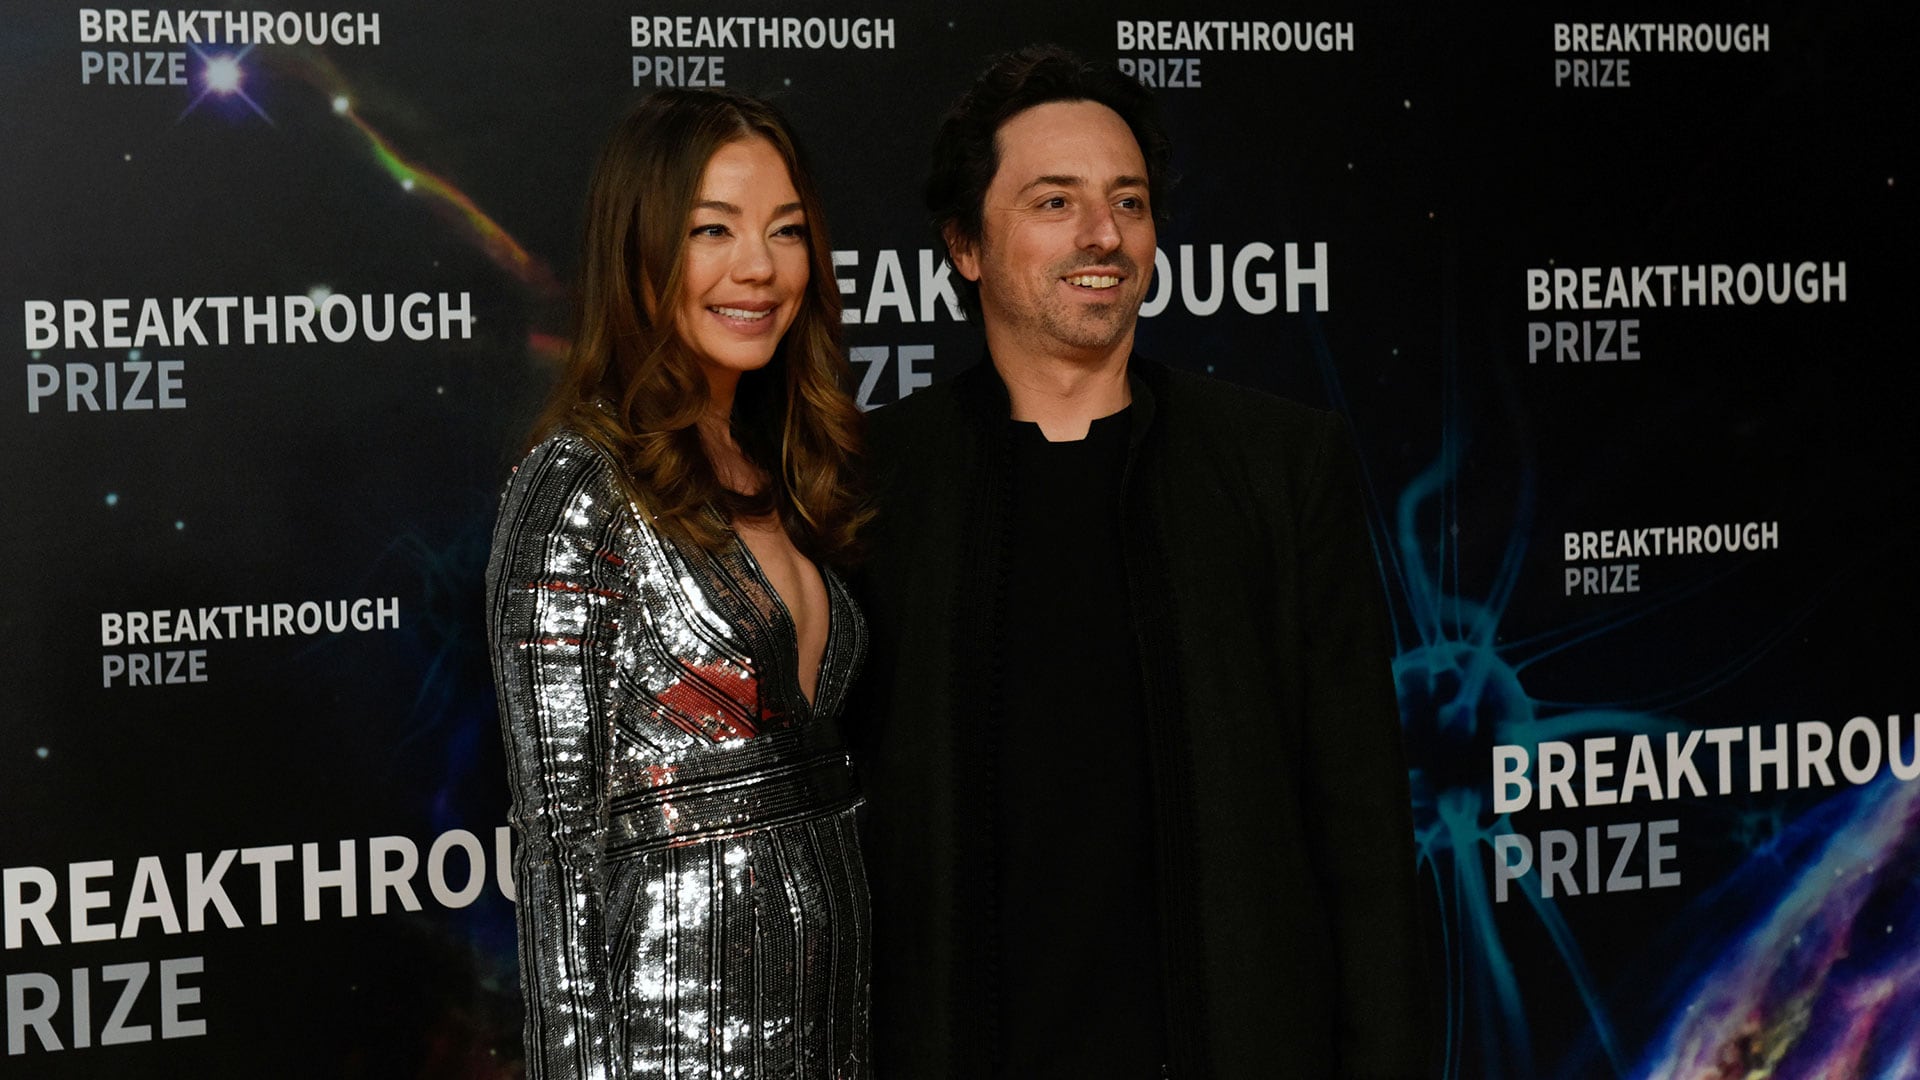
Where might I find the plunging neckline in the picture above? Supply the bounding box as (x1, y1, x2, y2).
(727, 529, 834, 712)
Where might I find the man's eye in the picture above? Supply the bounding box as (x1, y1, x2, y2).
(1042, 196, 1068, 209)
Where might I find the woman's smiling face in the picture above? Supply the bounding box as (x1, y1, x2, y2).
(673, 136, 811, 391)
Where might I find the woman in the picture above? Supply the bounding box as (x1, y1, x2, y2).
(486, 90, 871, 1079)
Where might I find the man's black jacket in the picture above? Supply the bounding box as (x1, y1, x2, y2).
(851, 356, 1432, 1078)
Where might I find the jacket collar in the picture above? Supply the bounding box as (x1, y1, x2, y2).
(952, 350, 1160, 451)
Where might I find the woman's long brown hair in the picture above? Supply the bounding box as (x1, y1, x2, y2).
(534, 89, 868, 564)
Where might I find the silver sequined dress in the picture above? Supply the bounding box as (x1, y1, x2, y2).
(486, 431, 870, 1080)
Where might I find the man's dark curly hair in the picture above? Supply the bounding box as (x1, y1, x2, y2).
(925, 44, 1175, 322)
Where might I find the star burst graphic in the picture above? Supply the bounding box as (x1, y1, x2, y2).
(179, 45, 272, 124)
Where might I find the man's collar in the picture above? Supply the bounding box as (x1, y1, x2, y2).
(954, 350, 1159, 448)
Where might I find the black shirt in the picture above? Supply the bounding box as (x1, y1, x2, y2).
(992, 407, 1169, 1077)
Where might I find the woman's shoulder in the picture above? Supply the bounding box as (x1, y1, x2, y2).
(498, 428, 644, 533)
(515, 426, 616, 475)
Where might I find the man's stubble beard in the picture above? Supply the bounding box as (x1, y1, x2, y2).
(986, 252, 1147, 360)
(1031, 295, 1134, 354)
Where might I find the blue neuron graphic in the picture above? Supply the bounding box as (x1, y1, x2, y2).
(1375, 449, 1679, 1080)
(1302, 321, 1847, 1080)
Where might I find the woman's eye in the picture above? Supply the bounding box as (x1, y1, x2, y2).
(776, 223, 809, 239)
(690, 224, 728, 238)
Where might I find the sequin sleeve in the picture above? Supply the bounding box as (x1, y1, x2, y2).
(485, 433, 632, 1080)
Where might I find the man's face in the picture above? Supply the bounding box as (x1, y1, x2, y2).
(952, 100, 1156, 364)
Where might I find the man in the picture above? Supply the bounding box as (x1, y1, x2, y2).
(853, 45, 1430, 1078)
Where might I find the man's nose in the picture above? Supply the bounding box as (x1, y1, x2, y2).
(1077, 203, 1122, 254)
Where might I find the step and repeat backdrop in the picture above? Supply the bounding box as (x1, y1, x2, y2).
(2, 2, 1911, 1077)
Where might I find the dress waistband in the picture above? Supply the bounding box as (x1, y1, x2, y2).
(606, 748, 860, 857)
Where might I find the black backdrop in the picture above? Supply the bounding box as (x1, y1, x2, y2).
(3, 2, 1914, 1076)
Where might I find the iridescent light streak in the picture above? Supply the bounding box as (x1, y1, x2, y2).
(341, 105, 551, 292)
(527, 332, 572, 364)
(265, 48, 561, 298)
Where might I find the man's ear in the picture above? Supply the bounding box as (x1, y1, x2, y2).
(944, 223, 981, 283)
